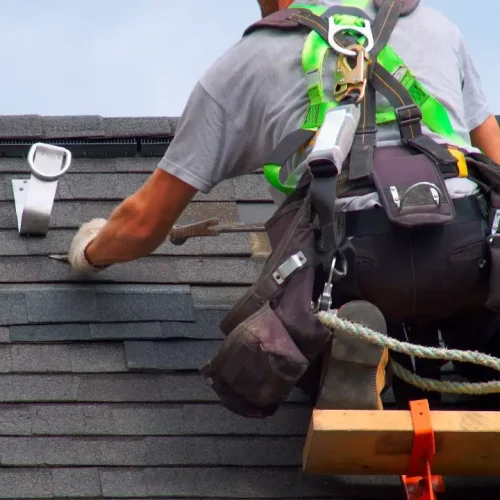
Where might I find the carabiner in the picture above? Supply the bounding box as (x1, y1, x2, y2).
(334, 44, 370, 103)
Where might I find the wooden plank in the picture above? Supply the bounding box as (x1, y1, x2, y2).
(303, 408, 500, 476)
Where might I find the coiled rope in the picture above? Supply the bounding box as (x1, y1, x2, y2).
(316, 310, 500, 395)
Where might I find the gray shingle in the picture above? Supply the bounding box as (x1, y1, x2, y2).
(0, 403, 309, 436)
(95, 289, 194, 322)
(103, 116, 176, 137)
(9, 343, 126, 373)
(0, 256, 263, 284)
(0, 284, 194, 325)
(0, 292, 27, 324)
(52, 468, 102, 498)
(0, 115, 177, 140)
(238, 202, 277, 224)
(182, 404, 311, 436)
(10, 323, 92, 342)
(25, 289, 97, 323)
(0, 468, 52, 498)
(99, 467, 371, 499)
(160, 312, 225, 340)
(0, 405, 33, 434)
(0, 156, 155, 174)
(90, 322, 163, 340)
(30, 404, 185, 436)
(0, 373, 308, 403)
(0, 200, 239, 229)
(0, 157, 263, 176)
(0, 436, 301, 467)
(41, 115, 106, 138)
(0, 173, 268, 202)
(0, 327, 10, 342)
(57, 174, 269, 202)
(191, 286, 248, 309)
(124, 340, 221, 371)
(0, 230, 251, 257)
(57, 174, 149, 200)
(0, 115, 43, 138)
(8, 319, 224, 342)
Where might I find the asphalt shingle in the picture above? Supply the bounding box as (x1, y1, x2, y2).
(0, 256, 263, 284)
(0, 229, 252, 257)
(124, 340, 222, 370)
(0, 114, 495, 500)
(8, 343, 127, 373)
(98, 467, 399, 499)
(0, 403, 310, 436)
(0, 200, 240, 229)
(0, 436, 302, 467)
(0, 373, 309, 403)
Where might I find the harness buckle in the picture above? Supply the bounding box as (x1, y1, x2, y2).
(395, 104, 423, 126)
(334, 44, 370, 103)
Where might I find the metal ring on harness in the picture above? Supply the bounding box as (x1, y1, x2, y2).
(395, 181, 443, 210)
(327, 16, 374, 56)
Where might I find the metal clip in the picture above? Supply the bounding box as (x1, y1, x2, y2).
(273, 251, 307, 285)
(317, 254, 348, 312)
(488, 209, 500, 245)
(398, 182, 443, 210)
(12, 143, 72, 236)
(334, 44, 370, 103)
(327, 17, 374, 57)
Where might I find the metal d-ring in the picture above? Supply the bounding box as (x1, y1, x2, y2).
(12, 142, 72, 236)
(327, 16, 374, 56)
(393, 182, 443, 210)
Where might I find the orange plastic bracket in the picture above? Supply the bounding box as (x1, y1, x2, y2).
(401, 399, 445, 500)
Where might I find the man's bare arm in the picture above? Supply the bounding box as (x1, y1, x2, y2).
(83, 168, 198, 267)
(470, 114, 500, 164)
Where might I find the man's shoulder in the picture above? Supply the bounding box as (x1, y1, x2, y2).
(198, 25, 308, 116)
(400, 4, 461, 39)
(200, 26, 307, 86)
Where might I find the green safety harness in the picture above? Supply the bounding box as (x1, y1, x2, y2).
(243, 0, 470, 195)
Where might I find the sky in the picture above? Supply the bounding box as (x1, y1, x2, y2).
(0, 0, 498, 117)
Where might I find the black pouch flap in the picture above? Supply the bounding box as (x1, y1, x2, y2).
(372, 153, 456, 228)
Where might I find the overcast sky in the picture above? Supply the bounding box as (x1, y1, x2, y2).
(1, 0, 498, 117)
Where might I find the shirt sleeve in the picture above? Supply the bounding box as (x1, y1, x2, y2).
(157, 81, 258, 193)
(459, 37, 491, 131)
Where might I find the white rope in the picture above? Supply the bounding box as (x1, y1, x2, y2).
(317, 310, 500, 394)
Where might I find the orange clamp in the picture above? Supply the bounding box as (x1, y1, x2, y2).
(401, 399, 445, 500)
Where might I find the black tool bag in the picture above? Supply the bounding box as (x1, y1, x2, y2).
(200, 172, 336, 418)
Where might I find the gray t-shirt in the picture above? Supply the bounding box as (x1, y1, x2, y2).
(158, 0, 491, 209)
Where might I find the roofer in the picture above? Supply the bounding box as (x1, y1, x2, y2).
(66, 0, 500, 417)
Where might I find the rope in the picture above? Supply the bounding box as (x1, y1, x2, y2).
(316, 309, 500, 394)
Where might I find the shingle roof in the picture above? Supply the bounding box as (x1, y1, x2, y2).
(0, 114, 496, 499)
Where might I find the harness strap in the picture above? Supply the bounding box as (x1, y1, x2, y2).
(243, 2, 464, 196)
(348, 85, 377, 180)
(347, 0, 406, 181)
(370, 0, 405, 59)
(374, 0, 420, 16)
(371, 63, 457, 164)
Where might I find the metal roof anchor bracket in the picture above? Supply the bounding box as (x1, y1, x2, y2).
(12, 143, 72, 236)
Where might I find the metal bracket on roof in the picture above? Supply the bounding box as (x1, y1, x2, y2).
(12, 142, 72, 236)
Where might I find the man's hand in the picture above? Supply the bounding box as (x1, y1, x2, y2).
(68, 218, 108, 273)
(66, 168, 198, 272)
